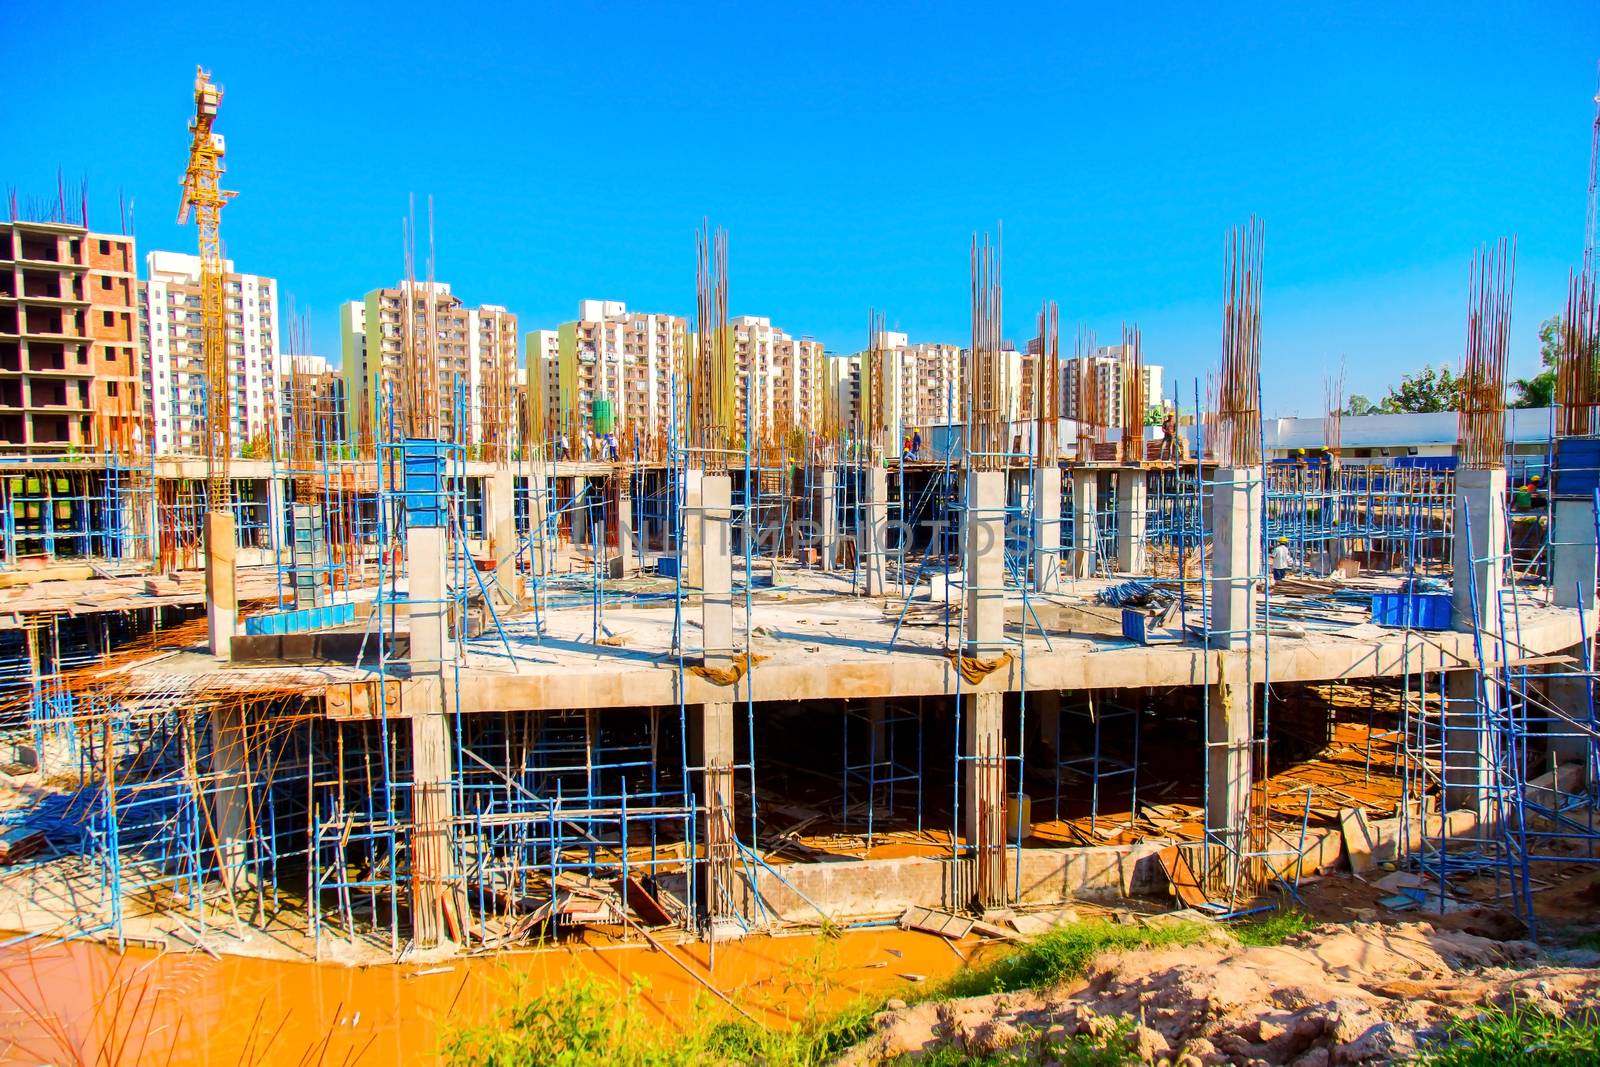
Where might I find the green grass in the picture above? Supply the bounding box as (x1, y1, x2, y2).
(1569, 929, 1600, 954)
(902, 1022, 1137, 1066)
(441, 922, 1203, 1066)
(934, 918, 1211, 999)
(1230, 908, 1314, 947)
(1409, 1001, 1600, 1066)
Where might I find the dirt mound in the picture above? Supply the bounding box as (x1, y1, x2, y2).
(840, 921, 1600, 1065)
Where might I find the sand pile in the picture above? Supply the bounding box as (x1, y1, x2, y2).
(841, 921, 1600, 1065)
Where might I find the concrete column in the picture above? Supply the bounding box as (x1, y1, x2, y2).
(1033, 689, 1062, 750)
(1445, 468, 1507, 816)
(484, 469, 518, 601)
(682, 470, 704, 587)
(406, 522, 458, 946)
(1210, 468, 1262, 650)
(861, 465, 889, 596)
(1205, 656, 1252, 887)
(693, 699, 739, 938)
(204, 511, 237, 659)
(528, 473, 552, 578)
(570, 477, 590, 551)
(1115, 468, 1149, 575)
(963, 690, 1007, 906)
(615, 476, 636, 578)
(700, 474, 733, 662)
(1549, 495, 1599, 769)
(265, 477, 287, 570)
(964, 470, 1007, 653)
(1069, 471, 1097, 579)
(1032, 465, 1061, 593)
(289, 502, 327, 610)
(208, 701, 252, 896)
(818, 466, 839, 570)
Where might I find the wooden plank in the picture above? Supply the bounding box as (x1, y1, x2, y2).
(898, 906, 975, 940)
(1156, 845, 1211, 909)
(613, 876, 673, 927)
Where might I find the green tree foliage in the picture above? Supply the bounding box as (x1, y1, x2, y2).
(1343, 394, 1378, 416)
(1376, 364, 1462, 414)
(1509, 313, 1561, 409)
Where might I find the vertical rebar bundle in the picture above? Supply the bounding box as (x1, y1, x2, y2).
(691, 223, 731, 471)
(968, 232, 1006, 471)
(1118, 323, 1146, 463)
(1324, 364, 1346, 466)
(863, 309, 889, 461)
(1217, 218, 1264, 469)
(1075, 326, 1102, 460)
(1458, 238, 1516, 470)
(1036, 301, 1060, 464)
(1556, 268, 1599, 438)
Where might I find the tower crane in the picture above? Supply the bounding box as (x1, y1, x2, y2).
(178, 67, 237, 510)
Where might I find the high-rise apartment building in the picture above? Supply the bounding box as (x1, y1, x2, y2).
(548, 301, 690, 448)
(827, 332, 967, 437)
(339, 282, 518, 452)
(1061, 345, 1164, 425)
(727, 315, 826, 441)
(0, 221, 141, 455)
(140, 250, 281, 457)
(524, 327, 560, 438)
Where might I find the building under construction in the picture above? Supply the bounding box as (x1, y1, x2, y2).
(1, 76, 1599, 962)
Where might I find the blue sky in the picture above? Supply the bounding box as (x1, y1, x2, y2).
(5, 2, 1598, 415)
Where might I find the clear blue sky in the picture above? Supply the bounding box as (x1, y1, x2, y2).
(6, 1, 1598, 415)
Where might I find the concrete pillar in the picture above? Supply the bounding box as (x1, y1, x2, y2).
(700, 474, 733, 662)
(1445, 468, 1507, 816)
(693, 699, 739, 938)
(484, 469, 518, 601)
(265, 477, 287, 570)
(570, 477, 590, 550)
(406, 522, 458, 946)
(208, 700, 253, 896)
(615, 476, 636, 578)
(1069, 471, 1097, 579)
(528, 473, 552, 578)
(1549, 495, 1599, 769)
(1210, 468, 1262, 650)
(204, 511, 237, 659)
(1032, 465, 1061, 592)
(289, 502, 327, 610)
(963, 691, 1007, 906)
(1033, 689, 1062, 750)
(964, 470, 1006, 653)
(1115, 468, 1149, 575)
(861, 465, 889, 596)
(818, 466, 839, 570)
(1205, 656, 1252, 887)
(682, 470, 704, 588)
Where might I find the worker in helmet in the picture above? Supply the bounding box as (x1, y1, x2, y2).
(1271, 536, 1293, 582)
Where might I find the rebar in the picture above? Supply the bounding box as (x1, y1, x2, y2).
(1458, 238, 1515, 470)
(1217, 218, 1264, 469)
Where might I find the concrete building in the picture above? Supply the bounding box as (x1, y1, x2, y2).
(277, 353, 345, 449)
(727, 315, 826, 441)
(1061, 346, 1164, 425)
(826, 333, 965, 437)
(140, 250, 281, 457)
(524, 328, 560, 440)
(1265, 408, 1557, 471)
(546, 301, 690, 449)
(339, 282, 518, 451)
(0, 221, 141, 455)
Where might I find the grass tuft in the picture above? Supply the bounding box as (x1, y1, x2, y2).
(933, 918, 1210, 999)
(1409, 1001, 1600, 1066)
(1230, 909, 1314, 947)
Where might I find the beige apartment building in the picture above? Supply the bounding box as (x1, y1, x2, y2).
(827, 332, 969, 440)
(543, 301, 690, 450)
(727, 315, 826, 442)
(340, 282, 518, 453)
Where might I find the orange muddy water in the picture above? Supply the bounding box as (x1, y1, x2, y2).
(0, 927, 976, 1065)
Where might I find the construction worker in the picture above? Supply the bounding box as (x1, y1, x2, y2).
(1271, 536, 1293, 582)
(1160, 411, 1178, 461)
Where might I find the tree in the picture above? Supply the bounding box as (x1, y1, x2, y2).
(1344, 394, 1378, 416)
(1144, 405, 1165, 426)
(1378, 364, 1461, 413)
(1509, 314, 1561, 409)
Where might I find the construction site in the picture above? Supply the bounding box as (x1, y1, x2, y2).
(3, 63, 1600, 1066)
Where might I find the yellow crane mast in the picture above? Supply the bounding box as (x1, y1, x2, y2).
(178, 66, 237, 510)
